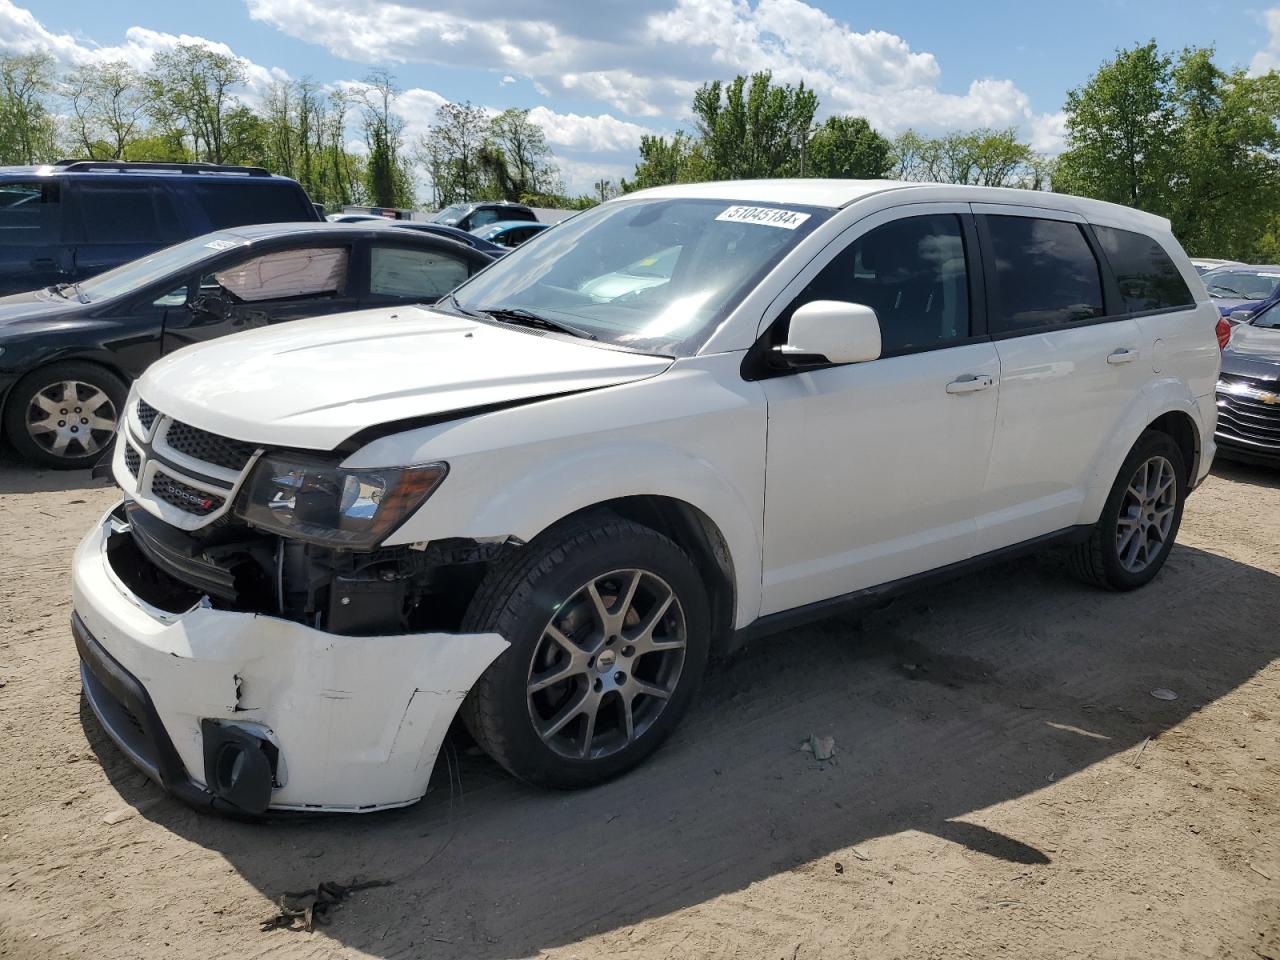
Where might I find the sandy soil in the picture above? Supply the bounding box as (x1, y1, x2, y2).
(0, 453, 1277, 960)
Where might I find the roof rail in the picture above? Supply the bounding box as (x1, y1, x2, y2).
(50, 159, 273, 177)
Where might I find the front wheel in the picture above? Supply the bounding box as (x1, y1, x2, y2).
(459, 515, 710, 788)
(3, 361, 127, 470)
(1069, 430, 1187, 590)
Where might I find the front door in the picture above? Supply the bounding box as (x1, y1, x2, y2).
(759, 206, 1000, 616)
(162, 244, 356, 352)
(0, 180, 71, 294)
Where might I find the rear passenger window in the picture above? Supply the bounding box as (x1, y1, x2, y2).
(469, 208, 500, 229)
(0, 181, 61, 245)
(787, 214, 970, 355)
(77, 184, 182, 244)
(370, 245, 471, 300)
(985, 216, 1104, 333)
(196, 184, 312, 230)
(1094, 225, 1194, 313)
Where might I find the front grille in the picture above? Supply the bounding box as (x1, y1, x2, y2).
(124, 443, 141, 478)
(1216, 376, 1280, 450)
(136, 399, 158, 432)
(164, 420, 257, 471)
(150, 472, 225, 517)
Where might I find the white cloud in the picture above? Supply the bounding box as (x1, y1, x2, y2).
(527, 106, 652, 151)
(1250, 7, 1280, 76)
(243, 0, 1062, 149)
(0, 0, 287, 100)
(500, 74, 516, 86)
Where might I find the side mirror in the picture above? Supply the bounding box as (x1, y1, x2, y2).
(781, 300, 882, 365)
(1229, 310, 1253, 324)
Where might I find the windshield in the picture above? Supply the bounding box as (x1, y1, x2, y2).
(1204, 269, 1280, 301)
(447, 198, 830, 355)
(431, 204, 468, 225)
(74, 233, 246, 303)
(1251, 300, 1280, 329)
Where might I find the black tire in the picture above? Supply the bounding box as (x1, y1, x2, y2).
(460, 513, 711, 789)
(1069, 430, 1187, 590)
(3, 361, 127, 470)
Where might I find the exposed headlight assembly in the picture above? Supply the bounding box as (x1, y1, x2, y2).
(237, 453, 447, 549)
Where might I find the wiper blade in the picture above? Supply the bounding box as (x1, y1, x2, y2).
(437, 292, 485, 319)
(481, 306, 597, 340)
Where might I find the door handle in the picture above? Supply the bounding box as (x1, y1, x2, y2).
(946, 374, 995, 395)
(1107, 348, 1137, 364)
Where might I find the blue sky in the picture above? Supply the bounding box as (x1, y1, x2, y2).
(5, 0, 1278, 195)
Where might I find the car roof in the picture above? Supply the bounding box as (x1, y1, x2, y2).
(0, 161, 301, 183)
(1205, 264, 1280, 272)
(215, 222, 490, 254)
(618, 179, 1174, 233)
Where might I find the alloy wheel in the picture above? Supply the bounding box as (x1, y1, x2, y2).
(25, 380, 118, 460)
(526, 568, 687, 761)
(1115, 455, 1177, 574)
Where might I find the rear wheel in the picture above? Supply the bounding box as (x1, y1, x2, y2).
(460, 514, 710, 788)
(1069, 430, 1187, 590)
(3, 362, 127, 470)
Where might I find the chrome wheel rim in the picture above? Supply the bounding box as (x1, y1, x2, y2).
(25, 378, 117, 463)
(527, 568, 687, 761)
(1116, 455, 1177, 573)
(25, 379, 117, 459)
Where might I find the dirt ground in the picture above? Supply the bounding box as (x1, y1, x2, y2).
(0, 453, 1277, 960)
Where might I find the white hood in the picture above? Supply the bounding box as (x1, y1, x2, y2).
(138, 305, 672, 450)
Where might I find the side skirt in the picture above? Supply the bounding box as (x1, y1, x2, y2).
(730, 525, 1093, 650)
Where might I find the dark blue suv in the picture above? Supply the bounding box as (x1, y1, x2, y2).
(0, 160, 319, 296)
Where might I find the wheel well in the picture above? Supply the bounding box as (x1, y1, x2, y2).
(557, 496, 738, 658)
(1146, 410, 1199, 482)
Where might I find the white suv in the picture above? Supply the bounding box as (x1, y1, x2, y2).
(71, 180, 1220, 815)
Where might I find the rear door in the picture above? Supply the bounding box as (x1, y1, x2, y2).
(0, 179, 72, 294)
(361, 239, 481, 306)
(973, 206, 1146, 553)
(759, 205, 1000, 615)
(68, 180, 184, 281)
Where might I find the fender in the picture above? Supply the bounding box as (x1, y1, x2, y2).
(400, 439, 764, 629)
(365, 355, 769, 628)
(1078, 376, 1208, 525)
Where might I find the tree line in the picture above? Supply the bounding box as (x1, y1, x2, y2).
(1, 39, 1277, 257)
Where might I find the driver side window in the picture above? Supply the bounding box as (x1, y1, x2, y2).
(785, 214, 972, 357)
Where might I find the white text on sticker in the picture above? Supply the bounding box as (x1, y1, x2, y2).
(716, 206, 811, 230)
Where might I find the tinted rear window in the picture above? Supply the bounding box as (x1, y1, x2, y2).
(985, 216, 1105, 333)
(194, 182, 313, 230)
(0, 181, 61, 246)
(77, 183, 183, 244)
(1094, 226, 1193, 313)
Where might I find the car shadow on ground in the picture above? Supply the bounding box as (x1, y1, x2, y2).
(1212, 457, 1280, 489)
(82, 541, 1280, 959)
(0, 448, 109, 496)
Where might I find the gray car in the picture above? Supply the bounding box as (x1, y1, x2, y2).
(1215, 298, 1280, 466)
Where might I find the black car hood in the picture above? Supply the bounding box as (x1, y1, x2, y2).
(1222, 323, 1280, 382)
(0, 290, 89, 332)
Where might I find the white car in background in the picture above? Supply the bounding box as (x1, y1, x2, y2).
(72, 179, 1220, 815)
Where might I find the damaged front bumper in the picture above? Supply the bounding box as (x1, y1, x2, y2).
(71, 504, 508, 815)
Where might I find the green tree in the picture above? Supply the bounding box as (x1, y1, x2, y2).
(692, 71, 817, 179)
(0, 54, 59, 164)
(359, 70, 413, 208)
(624, 132, 702, 190)
(806, 115, 891, 178)
(423, 101, 493, 204)
(1054, 41, 1176, 212)
(1057, 41, 1280, 259)
(485, 108, 560, 201)
(148, 43, 248, 163)
(63, 61, 147, 160)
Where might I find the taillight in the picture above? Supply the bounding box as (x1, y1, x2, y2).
(1216, 316, 1231, 350)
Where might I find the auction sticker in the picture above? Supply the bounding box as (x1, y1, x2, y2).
(716, 206, 811, 229)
